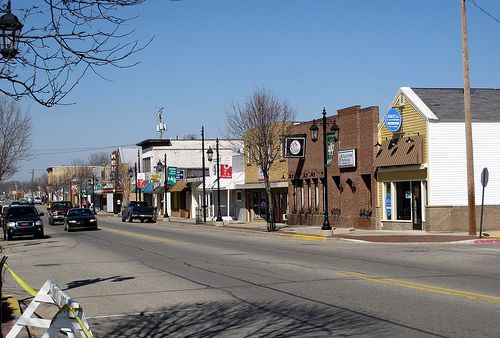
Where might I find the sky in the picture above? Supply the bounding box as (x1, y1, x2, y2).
(12, 0, 500, 182)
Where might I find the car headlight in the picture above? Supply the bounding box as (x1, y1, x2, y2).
(68, 220, 77, 224)
(35, 220, 43, 226)
(89, 219, 96, 222)
(6, 222, 16, 228)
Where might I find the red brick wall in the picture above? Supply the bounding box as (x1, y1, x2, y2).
(286, 105, 379, 228)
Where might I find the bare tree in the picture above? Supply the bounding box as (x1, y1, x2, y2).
(68, 159, 93, 206)
(88, 152, 109, 167)
(0, 97, 31, 181)
(225, 88, 295, 230)
(0, 1, 152, 107)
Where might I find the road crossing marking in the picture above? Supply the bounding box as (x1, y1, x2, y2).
(339, 271, 500, 305)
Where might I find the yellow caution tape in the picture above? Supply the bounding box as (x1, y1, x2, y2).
(4, 263, 38, 297)
(4, 263, 93, 337)
(52, 304, 93, 338)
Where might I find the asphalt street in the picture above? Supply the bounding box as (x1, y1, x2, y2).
(2, 212, 500, 337)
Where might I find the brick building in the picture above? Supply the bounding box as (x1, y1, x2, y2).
(285, 105, 379, 229)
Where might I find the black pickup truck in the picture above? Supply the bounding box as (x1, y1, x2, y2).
(121, 201, 156, 223)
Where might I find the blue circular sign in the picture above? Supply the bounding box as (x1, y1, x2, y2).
(385, 108, 402, 133)
(385, 193, 392, 218)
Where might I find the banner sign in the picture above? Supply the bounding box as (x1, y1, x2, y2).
(326, 134, 336, 167)
(149, 173, 161, 181)
(167, 167, 177, 185)
(137, 173, 146, 189)
(338, 149, 356, 168)
(285, 137, 306, 158)
(220, 156, 233, 179)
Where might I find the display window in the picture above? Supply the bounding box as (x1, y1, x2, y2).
(384, 181, 426, 225)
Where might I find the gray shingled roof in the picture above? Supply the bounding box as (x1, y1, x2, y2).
(412, 88, 500, 122)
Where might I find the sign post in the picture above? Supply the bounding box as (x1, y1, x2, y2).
(479, 167, 489, 238)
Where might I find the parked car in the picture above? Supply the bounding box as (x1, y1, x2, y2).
(64, 208, 98, 232)
(3, 205, 44, 240)
(47, 201, 73, 225)
(121, 201, 156, 223)
(34, 197, 42, 205)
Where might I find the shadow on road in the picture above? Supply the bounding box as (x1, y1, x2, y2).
(89, 300, 439, 337)
(66, 275, 136, 290)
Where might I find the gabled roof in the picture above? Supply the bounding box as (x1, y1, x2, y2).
(411, 88, 500, 122)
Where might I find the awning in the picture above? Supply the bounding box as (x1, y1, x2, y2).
(374, 134, 424, 168)
(168, 180, 189, 192)
(234, 181, 288, 190)
(132, 181, 153, 194)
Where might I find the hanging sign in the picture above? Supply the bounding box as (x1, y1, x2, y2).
(326, 134, 336, 167)
(167, 167, 177, 185)
(384, 108, 402, 133)
(137, 173, 146, 189)
(285, 137, 306, 158)
(220, 156, 233, 179)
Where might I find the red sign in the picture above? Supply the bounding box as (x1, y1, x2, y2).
(220, 156, 232, 179)
(137, 173, 147, 189)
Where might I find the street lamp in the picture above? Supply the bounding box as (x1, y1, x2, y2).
(201, 126, 207, 223)
(310, 108, 340, 231)
(207, 138, 223, 222)
(155, 155, 169, 218)
(0, 0, 22, 58)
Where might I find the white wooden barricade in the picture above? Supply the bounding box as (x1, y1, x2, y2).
(7, 279, 93, 338)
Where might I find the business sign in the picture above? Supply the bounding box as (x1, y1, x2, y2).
(167, 166, 177, 185)
(137, 173, 146, 189)
(149, 173, 161, 181)
(385, 193, 392, 219)
(384, 108, 402, 133)
(338, 149, 356, 168)
(220, 156, 233, 179)
(326, 134, 336, 167)
(177, 169, 185, 180)
(285, 137, 305, 158)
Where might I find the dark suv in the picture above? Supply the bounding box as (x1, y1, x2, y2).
(3, 205, 44, 240)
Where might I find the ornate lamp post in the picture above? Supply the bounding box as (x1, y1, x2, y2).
(201, 126, 207, 223)
(310, 108, 339, 230)
(207, 139, 223, 222)
(155, 154, 169, 218)
(0, 0, 22, 58)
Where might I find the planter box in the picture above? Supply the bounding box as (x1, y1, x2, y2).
(287, 214, 298, 225)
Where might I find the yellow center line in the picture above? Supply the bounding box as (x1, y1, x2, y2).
(338, 271, 500, 305)
(101, 227, 180, 245)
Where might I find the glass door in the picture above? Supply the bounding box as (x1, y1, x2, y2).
(412, 182, 422, 230)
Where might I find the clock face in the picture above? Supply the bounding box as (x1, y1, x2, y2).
(289, 140, 301, 155)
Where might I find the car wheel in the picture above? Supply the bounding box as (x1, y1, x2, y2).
(37, 231, 44, 239)
(6, 232, 12, 241)
(3, 229, 6, 240)
(67, 225, 73, 232)
(128, 216, 132, 223)
(121, 216, 125, 222)
(140, 219, 144, 223)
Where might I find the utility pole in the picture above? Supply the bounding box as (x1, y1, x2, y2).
(31, 169, 34, 198)
(460, 0, 476, 236)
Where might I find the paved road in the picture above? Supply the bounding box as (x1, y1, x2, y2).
(2, 212, 500, 337)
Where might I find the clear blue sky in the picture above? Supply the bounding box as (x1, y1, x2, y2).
(15, 0, 500, 182)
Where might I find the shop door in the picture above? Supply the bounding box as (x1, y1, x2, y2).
(412, 182, 422, 230)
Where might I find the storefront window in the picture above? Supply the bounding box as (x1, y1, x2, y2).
(307, 184, 311, 209)
(384, 181, 426, 222)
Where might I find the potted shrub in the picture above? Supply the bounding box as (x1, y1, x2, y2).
(357, 207, 373, 229)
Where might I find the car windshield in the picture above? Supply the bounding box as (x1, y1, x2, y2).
(131, 202, 149, 207)
(52, 202, 72, 208)
(8, 207, 38, 217)
(68, 209, 94, 216)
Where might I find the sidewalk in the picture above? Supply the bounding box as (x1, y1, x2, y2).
(154, 215, 500, 244)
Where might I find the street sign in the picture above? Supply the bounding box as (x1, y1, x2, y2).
(167, 166, 177, 185)
(481, 167, 489, 187)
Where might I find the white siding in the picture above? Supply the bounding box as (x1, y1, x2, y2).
(428, 122, 500, 206)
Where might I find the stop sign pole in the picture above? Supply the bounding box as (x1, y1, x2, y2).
(479, 167, 489, 238)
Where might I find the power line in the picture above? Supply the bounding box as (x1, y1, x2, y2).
(471, 0, 500, 24)
(32, 143, 137, 157)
